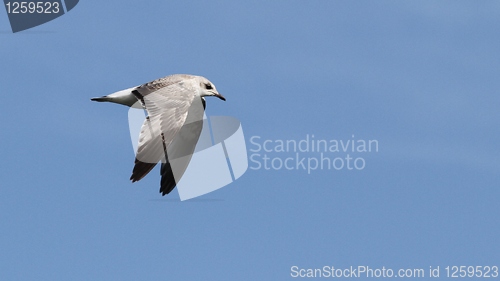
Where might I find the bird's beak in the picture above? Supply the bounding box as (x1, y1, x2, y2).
(214, 92, 226, 101)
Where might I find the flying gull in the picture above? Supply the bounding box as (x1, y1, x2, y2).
(91, 74, 226, 195)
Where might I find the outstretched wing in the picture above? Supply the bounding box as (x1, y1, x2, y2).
(159, 96, 206, 195)
(130, 77, 198, 183)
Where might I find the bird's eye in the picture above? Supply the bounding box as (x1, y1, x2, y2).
(204, 83, 213, 90)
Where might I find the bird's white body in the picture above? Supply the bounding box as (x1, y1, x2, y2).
(91, 74, 225, 195)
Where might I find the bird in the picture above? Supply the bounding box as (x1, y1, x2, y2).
(91, 74, 226, 195)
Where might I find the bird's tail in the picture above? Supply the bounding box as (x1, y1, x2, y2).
(90, 96, 112, 102)
(90, 86, 138, 107)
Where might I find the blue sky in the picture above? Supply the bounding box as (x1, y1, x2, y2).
(1, 1, 499, 280)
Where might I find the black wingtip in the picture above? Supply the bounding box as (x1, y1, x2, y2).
(130, 160, 157, 183)
(160, 162, 178, 196)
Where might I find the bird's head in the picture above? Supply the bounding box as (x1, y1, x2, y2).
(197, 77, 226, 101)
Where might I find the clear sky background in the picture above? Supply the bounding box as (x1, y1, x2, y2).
(1, 1, 499, 280)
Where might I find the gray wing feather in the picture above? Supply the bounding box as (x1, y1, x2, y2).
(130, 76, 198, 182)
(159, 97, 205, 195)
(136, 74, 196, 96)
